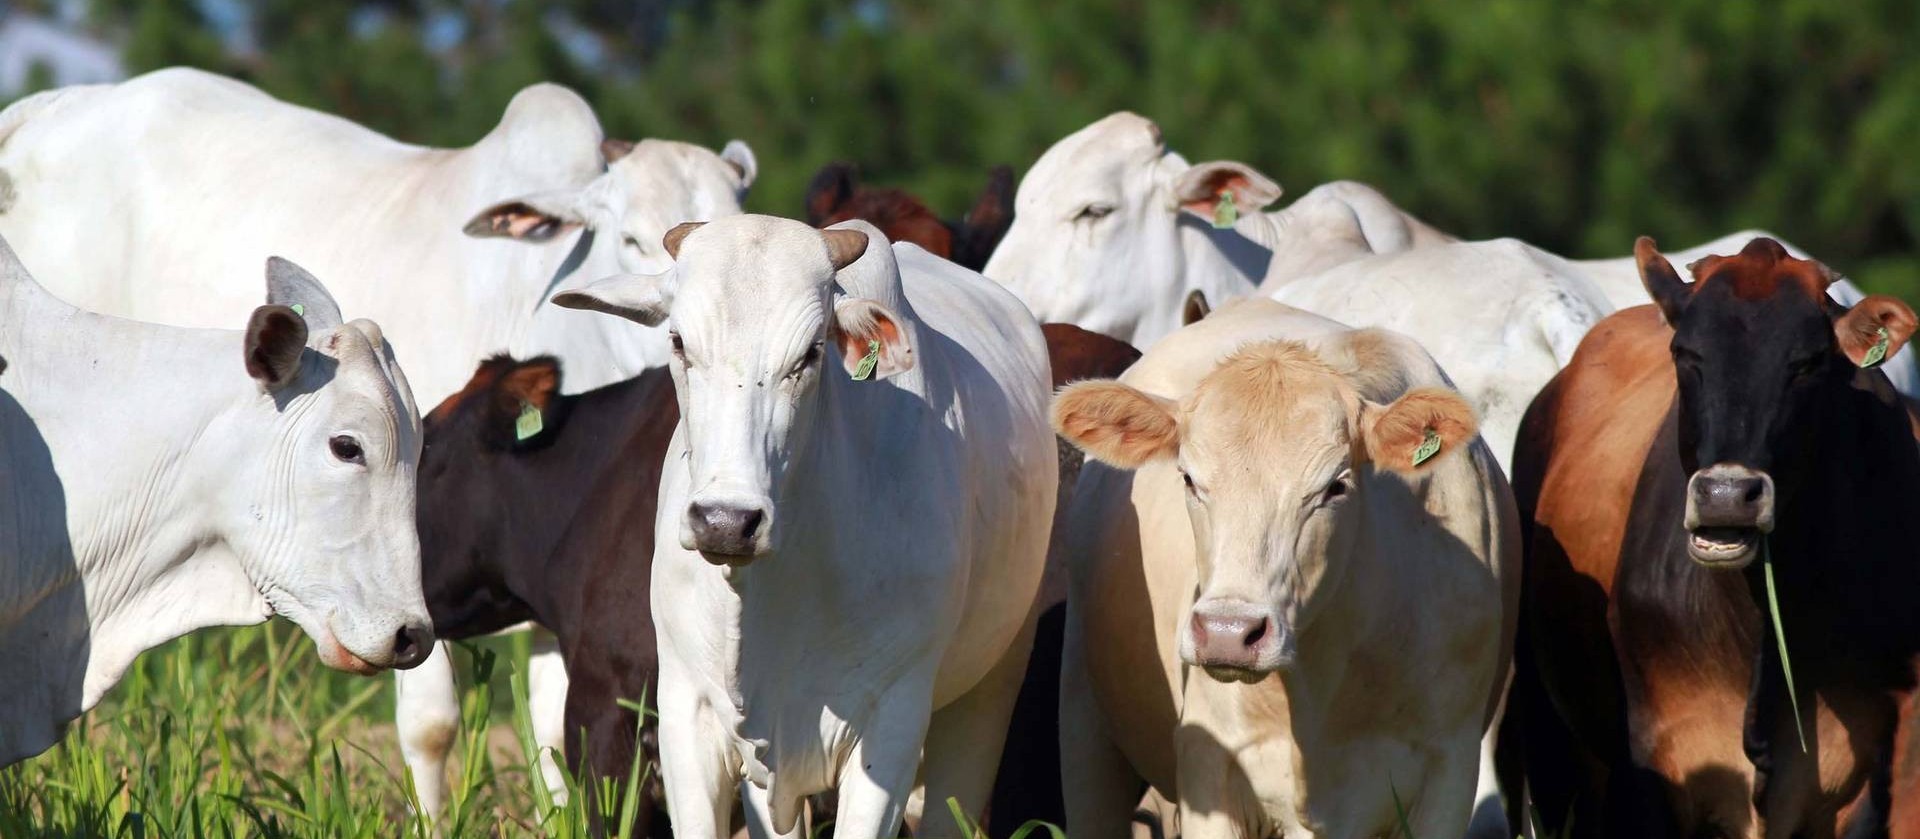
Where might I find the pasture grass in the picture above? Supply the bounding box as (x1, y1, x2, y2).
(0, 620, 652, 838)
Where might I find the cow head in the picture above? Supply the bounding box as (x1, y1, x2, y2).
(463, 138, 757, 276)
(228, 258, 432, 674)
(982, 112, 1281, 344)
(804, 162, 955, 260)
(1639, 236, 1917, 568)
(1053, 340, 1477, 682)
(551, 215, 899, 563)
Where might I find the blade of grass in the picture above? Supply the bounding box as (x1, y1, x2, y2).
(1762, 539, 1808, 753)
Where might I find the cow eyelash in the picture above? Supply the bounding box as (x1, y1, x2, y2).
(329, 435, 365, 464)
(1075, 203, 1115, 222)
(622, 234, 644, 253)
(669, 333, 685, 356)
(790, 343, 824, 378)
(1321, 476, 1350, 505)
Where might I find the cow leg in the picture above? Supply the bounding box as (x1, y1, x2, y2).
(1465, 700, 1512, 839)
(528, 629, 573, 804)
(656, 667, 740, 839)
(1410, 737, 1487, 839)
(741, 779, 805, 839)
(396, 641, 461, 820)
(920, 613, 1038, 837)
(832, 690, 935, 839)
(1059, 600, 1146, 839)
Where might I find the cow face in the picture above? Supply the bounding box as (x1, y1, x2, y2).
(226, 258, 432, 674)
(463, 138, 757, 275)
(552, 216, 902, 564)
(982, 112, 1280, 343)
(1053, 341, 1477, 683)
(1639, 236, 1917, 568)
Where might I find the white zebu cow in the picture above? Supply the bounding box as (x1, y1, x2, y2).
(553, 217, 1057, 838)
(0, 66, 756, 814)
(0, 239, 432, 766)
(1051, 298, 1518, 839)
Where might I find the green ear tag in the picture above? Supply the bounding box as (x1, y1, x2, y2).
(1411, 427, 1441, 467)
(1862, 326, 1891, 368)
(515, 401, 544, 441)
(290, 303, 305, 317)
(1211, 190, 1238, 229)
(851, 339, 881, 381)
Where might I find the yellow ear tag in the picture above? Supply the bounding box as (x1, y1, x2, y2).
(515, 401, 543, 441)
(851, 339, 881, 381)
(1212, 190, 1238, 229)
(1862, 327, 1891, 368)
(1411, 427, 1441, 467)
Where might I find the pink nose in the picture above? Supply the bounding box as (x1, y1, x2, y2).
(1189, 609, 1271, 670)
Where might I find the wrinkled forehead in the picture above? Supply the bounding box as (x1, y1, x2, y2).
(323, 325, 421, 441)
(673, 219, 836, 319)
(614, 140, 743, 222)
(1182, 345, 1355, 459)
(1019, 113, 1169, 207)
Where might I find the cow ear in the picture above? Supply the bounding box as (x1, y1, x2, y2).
(489, 356, 563, 447)
(1051, 380, 1180, 468)
(1636, 236, 1691, 323)
(1182, 289, 1212, 326)
(1173, 161, 1284, 222)
(464, 190, 585, 242)
(244, 305, 309, 390)
(551, 272, 673, 327)
(833, 297, 913, 380)
(805, 162, 859, 226)
(721, 140, 758, 192)
(1360, 387, 1478, 475)
(601, 137, 635, 164)
(963, 165, 1015, 238)
(265, 257, 344, 331)
(1835, 294, 1919, 369)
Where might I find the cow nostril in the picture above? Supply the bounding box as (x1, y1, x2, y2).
(1742, 481, 1765, 505)
(1242, 617, 1269, 649)
(739, 509, 764, 540)
(393, 625, 423, 663)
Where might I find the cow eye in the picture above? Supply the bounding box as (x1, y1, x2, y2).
(329, 435, 365, 464)
(1075, 203, 1115, 222)
(1322, 476, 1350, 505)
(669, 333, 685, 356)
(622, 234, 643, 253)
(792, 342, 824, 378)
(1181, 471, 1196, 492)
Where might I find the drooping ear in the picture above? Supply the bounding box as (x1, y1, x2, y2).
(823, 228, 870, 271)
(550, 272, 674, 327)
(265, 257, 344, 331)
(1051, 380, 1180, 468)
(1360, 387, 1479, 475)
(662, 221, 703, 260)
(1835, 294, 1919, 369)
(721, 140, 758, 191)
(1172, 161, 1284, 222)
(1182, 289, 1212, 326)
(244, 305, 309, 390)
(804, 162, 859, 226)
(1636, 236, 1691, 323)
(488, 356, 563, 447)
(833, 297, 914, 379)
(601, 137, 636, 164)
(463, 190, 585, 242)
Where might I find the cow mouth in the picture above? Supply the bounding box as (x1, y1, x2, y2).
(1687, 526, 1761, 568)
(1200, 664, 1274, 684)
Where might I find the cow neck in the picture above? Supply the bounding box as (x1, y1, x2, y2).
(1171, 218, 1269, 331)
(0, 277, 273, 715)
(1245, 200, 1378, 291)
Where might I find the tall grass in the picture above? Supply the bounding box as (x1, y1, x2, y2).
(0, 620, 653, 839)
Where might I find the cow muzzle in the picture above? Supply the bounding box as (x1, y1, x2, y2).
(1682, 463, 1774, 569)
(1183, 599, 1294, 682)
(683, 493, 773, 563)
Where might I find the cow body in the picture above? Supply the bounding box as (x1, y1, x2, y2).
(553, 218, 1056, 838)
(1503, 239, 1920, 838)
(1052, 298, 1518, 839)
(0, 239, 431, 765)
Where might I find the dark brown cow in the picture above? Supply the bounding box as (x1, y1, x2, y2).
(418, 356, 678, 836)
(419, 325, 1139, 838)
(1500, 237, 1920, 838)
(803, 161, 1014, 271)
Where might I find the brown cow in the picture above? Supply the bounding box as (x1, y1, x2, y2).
(804, 161, 1014, 271)
(1500, 237, 1920, 838)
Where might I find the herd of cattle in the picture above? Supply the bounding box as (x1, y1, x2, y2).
(0, 66, 1917, 839)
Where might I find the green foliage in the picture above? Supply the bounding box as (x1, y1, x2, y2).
(26, 0, 1920, 300)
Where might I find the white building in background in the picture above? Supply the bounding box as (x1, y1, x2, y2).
(0, 13, 123, 96)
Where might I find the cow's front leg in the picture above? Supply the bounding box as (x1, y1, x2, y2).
(656, 666, 740, 839)
(832, 690, 935, 839)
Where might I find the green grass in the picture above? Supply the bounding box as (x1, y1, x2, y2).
(0, 620, 653, 838)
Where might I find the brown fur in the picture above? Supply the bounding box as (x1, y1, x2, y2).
(1836, 295, 1919, 368)
(1362, 388, 1479, 474)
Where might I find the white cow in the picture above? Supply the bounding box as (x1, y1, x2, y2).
(1051, 298, 1519, 839)
(986, 111, 1920, 400)
(552, 217, 1057, 838)
(0, 66, 756, 815)
(0, 239, 432, 766)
